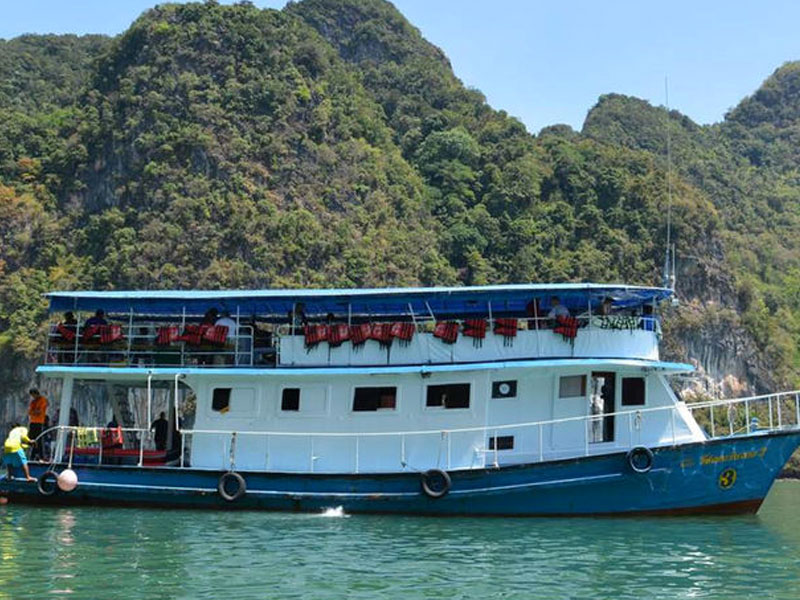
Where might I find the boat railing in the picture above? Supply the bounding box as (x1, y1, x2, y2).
(33, 425, 155, 468)
(45, 322, 255, 368)
(41, 391, 800, 473)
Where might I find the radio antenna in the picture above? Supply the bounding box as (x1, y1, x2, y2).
(662, 77, 675, 291)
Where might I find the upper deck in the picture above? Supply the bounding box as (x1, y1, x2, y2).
(43, 283, 670, 370)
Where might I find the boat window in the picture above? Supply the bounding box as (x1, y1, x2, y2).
(559, 375, 586, 398)
(352, 387, 397, 412)
(492, 380, 517, 399)
(281, 388, 300, 411)
(212, 388, 231, 412)
(621, 377, 646, 406)
(488, 435, 514, 450)
(426, 383, 470, 409)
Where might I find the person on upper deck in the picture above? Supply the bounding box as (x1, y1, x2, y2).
(61, 312, 77, 335)
(85, 309, 107, 328)
(640, 304, 658, 332)
(215, 311, 237, 340)
(288, 303, 308, 334)
(201, 308, 219, 326)
(598, 297, 614, 316)
(547, 297, 570, 321)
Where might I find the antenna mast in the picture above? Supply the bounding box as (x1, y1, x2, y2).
(662, 77, 675, 291)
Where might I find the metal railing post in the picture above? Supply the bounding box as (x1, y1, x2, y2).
(769, 397, 774, 430)
(180, 432, 186, 468)
(777, 395, 783, 429)
(98, 430, 103, 465)
(670, 409, 676, 444)
(538, 423, 543, 462)
(796, 394, 800, 427)
(745, 399, 750, 434)
(138, 430, 145, 467)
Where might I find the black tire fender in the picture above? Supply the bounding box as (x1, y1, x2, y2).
(218, 471, 246, 502)
(421, 468, 451, 499)
(37, 470, 59, 496)
(627, 446, 654, 474)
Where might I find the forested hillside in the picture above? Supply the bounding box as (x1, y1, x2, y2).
(0, 0, 798, 400)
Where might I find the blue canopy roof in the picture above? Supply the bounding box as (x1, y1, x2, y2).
(47, 284, 672, 318)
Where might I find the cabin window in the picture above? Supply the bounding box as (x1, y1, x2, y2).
(559, 375, 586, 398)
(492, 380, 517, 399)
(488, 435, 514, 450)
(621, 377, 646, 406)
(426, 383, 470, 409)
(212, 388, 231, 412)
(281, 388, 300, 411)
(352, 387, 397, 412)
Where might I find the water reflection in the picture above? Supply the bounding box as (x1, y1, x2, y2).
(1, 483, 800, 599)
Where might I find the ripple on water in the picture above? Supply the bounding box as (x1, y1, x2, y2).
(2, 483, 800, 599)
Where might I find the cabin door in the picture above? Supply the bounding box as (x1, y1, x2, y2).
(590, 372, 615, 443)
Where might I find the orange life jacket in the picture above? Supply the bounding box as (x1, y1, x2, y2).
(433, 321, 459, 344)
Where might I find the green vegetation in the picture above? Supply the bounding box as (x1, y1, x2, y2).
(0, 0, 798, 395)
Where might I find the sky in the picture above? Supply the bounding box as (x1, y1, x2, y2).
(1, 0, 799, 134)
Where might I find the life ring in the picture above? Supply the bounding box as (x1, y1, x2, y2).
(627, 446, 654, 473)
(37, 470, 59, 496)
(421, 469, 451, 499)
(218, 471, 246, 502)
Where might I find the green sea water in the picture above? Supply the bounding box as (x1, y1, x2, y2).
(2, 481, 800, 599)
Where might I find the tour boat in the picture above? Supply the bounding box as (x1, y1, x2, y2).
(2, 284, 799, 515)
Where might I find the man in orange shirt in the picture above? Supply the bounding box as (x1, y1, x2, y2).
(27, 388, 48, 461)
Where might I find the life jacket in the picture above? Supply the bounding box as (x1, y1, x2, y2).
(369, 323, 394, 347)
(304, 324, 329, 349)
(156, 325, 180, 346)
(102, 426, 123, 448)
(178, 324, 207, 346)
(349, 323, 372, 347)
(493, 318, 518, 347)
(390, 322, 415, 344)
(57, 323, 76, 343)
(554, 315, 579, 340)
(433, 321, 459, 344)
(203, 324, 229, 345)
(328, 323, 351, 347)
(463, 318, 487, 347)
(100, 324, 124, 345)
(81, 324, 102, 343)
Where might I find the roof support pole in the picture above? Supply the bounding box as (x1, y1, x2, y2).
(54, 376, 74, 463)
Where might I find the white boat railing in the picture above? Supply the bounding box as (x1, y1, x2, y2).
(45, 323, 254, 368)
(38, 391, 800, 473)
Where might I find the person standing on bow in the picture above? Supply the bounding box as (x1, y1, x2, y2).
(27, 388, 48, 461)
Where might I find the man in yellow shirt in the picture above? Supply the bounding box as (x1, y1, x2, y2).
(3, 424, 35, 481)
(28, 388, 48, 460)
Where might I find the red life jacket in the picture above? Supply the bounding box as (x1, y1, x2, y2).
(554, 315, 579, 340)
(463, 319, 487, 339)
(100, 324, 124, 345)
(57, 323, 76, 342)
(350, 323, 371, 347)
(178, 323, 210, 346)
(328, 324, 351, 347)
(369, 323, 394, 346)
(102, 426, 123, 449)
(156, 325, 180, 346)
(433, 321, 459, 344)
(493, 318, 518, 338)
(304, 324, 329, 348)
(203, 325, 229, 345)
(390, 322, 415, 342)
(81, 324, 102, 343)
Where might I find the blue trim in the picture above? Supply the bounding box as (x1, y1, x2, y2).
(36, 358, 694, 378)
(46, 283, 672, 317)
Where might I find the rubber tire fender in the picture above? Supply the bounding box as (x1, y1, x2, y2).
(218, 471, 246, 502)
(37, 470, 59, 496)
(420, 468, 451, 499)
(627, 446, 654, 474)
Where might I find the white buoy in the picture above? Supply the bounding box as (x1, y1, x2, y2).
(57, 469, 78, 492)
